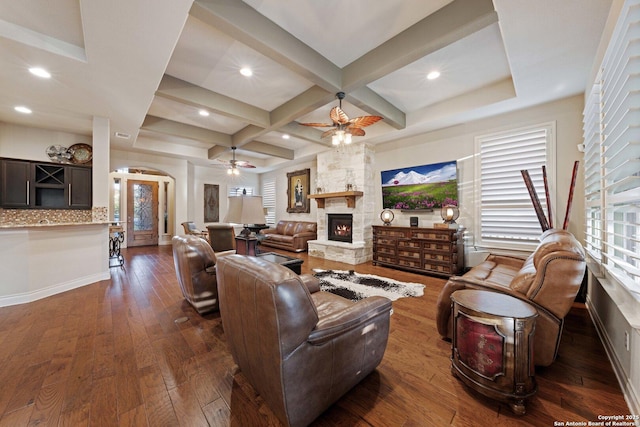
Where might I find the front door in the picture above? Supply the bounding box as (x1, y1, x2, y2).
(127, 180, 159, 247)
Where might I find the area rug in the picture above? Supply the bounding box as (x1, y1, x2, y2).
(313, 269, 425, 302)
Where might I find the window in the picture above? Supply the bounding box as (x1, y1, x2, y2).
(112, 178, 121, 222)
(228, 187, 253, 196)
(474, 123, 555, 250)
(583, 0, 640, 295)
(262, 178, 276, 225)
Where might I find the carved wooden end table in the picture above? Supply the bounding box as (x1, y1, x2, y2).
(450, 289, 538, 415)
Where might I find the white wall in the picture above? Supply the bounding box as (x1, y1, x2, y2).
(261, 95, 585, 256)
(375, 95, 585, 251)
(260, 160, 318, 224)
(0, 123, 91, 162)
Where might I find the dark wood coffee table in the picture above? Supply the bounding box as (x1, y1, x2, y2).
(256, 252, 303, 274)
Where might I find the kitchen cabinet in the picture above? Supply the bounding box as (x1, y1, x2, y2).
(0, 158, 92, 209)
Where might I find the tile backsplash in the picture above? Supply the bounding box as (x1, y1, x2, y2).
(1, 208, 94, 224)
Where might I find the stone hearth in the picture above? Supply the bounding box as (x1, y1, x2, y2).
(308, 144, 374, 265)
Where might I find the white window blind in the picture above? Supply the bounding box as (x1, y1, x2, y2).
(262, 178, 276, 225)
(475, 123, 554, 249)
(583, 81, 603, 262)
(585, 0, 640, 294)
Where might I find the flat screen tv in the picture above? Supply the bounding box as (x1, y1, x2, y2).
(381, 160, 458, 210)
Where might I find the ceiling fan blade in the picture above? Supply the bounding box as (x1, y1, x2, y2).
(299, 122, 335, 127)
(234, 160, 255, 168)
(347, 127, 366, 136)
(349, 115, 383, 128)
(330, 106, 350, 125)
(321, 128, 337, 139)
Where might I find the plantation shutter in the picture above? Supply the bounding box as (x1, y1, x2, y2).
(475, 123, 553, 249)
(262, 178, 276, 225)
(583, 81, 603, 263)
(587, 0, 640, 293)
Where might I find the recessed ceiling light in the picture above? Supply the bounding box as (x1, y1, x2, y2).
(282, 134, 290, 139)
(199, 109, 210, 117)
(29, 67, 51, 79)
(239, 67, 253, 77)
(14, 106, 32, 114)
(427, 70, 441, 80)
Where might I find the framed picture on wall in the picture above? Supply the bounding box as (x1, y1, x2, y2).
(204, 183, 219, 222)
(286, 168, 310, 213)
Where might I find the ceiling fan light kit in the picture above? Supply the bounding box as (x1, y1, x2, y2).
(301, 92, 382, 146)
(219, 146, 255, 175)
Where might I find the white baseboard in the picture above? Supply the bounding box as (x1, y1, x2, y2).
(0, 271, 110, 308)
(586, 297, 640, 417)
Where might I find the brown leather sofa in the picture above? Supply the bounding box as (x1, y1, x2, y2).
(436, 229, 586, 367)
(259, 220, 317, 252)
(215, 254, 392, 427)
(172, 235, 223, 314)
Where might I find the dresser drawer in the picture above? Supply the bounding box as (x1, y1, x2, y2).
(398, 239, 421, 249)
(423, 241, 453, 252)
(397, 248, 421, 259)
(375, 255, 397, 264)
(424, 262, 453, 274)
(397, 257, 422, 269)
(375, 245, 396, 256)
(375, 237, 397, 246)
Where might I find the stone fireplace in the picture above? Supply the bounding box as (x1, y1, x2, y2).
(327, 213, 353, 243)
(307, 144, 375, 265)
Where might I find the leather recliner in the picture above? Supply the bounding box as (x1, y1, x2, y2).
(172, 235, 221, 314)
(206, 224, 236, 256)
(215, 254, 392, 427)
(436, 229, 586, 366)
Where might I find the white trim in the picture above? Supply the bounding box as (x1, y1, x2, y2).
(0, 271, 110, 308)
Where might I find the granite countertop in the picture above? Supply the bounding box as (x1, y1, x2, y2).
(0, 221, 113, 229)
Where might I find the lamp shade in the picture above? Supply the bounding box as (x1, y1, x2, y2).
(224, 196, 265, 225)
(441, 204, 460, 224)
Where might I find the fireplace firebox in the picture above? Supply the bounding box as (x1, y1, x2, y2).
(327, 214, 353, 243)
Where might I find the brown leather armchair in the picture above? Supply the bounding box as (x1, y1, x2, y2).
(181, 221, 209, 241)
(215, 254, 392, 427)
(172, 235, 221, 315)
(436, 229, 586, 366)
(206, 224, 236, 256)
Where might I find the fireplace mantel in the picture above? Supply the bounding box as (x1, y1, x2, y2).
(307, 191, 363, 208)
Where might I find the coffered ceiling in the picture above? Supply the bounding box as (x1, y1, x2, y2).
(0, 0, 612, 173)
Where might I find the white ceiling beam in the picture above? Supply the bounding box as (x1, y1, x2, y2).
(156, 75, 270, 127)
(141, 116, 232, 145)
(207, 145, 229, 159)
(190, 0, 407, 132)
(190, 0, 341, 92)
(242, 141, 294, 160)
(342, 0, 499, 91)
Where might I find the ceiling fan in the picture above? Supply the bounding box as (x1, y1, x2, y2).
(299, 92, 383, 145)
(215, 146, 256, 175)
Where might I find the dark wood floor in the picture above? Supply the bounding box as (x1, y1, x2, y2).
(0, 244, 631, 426)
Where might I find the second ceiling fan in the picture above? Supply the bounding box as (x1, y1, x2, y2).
(216, 146, 255, 175)
(299, 92, 383, 145)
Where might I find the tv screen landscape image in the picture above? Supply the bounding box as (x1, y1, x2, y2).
(381, 160, 458, 210)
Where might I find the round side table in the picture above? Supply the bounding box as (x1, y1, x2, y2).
(450, 289, 538, 415)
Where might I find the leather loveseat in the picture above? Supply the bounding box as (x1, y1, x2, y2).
(259, 220, 317, 252)
(436, 229, 586, 366)
(215, 254, 392, 427)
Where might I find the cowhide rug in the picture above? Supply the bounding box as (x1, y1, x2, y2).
(313, 269, 425, 302)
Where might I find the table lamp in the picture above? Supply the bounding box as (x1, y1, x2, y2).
(224, 195, 265, 236)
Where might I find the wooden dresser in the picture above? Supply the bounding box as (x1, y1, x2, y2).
(372, 225, 464, 277)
